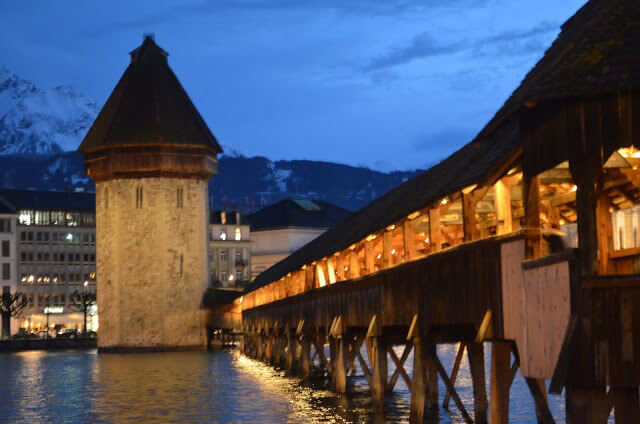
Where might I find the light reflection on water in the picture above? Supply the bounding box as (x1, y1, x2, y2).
(0, 344, 582, 423)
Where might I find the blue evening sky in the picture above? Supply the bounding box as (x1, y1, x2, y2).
(0, 0, 585, 170)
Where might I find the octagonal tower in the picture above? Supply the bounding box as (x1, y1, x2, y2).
(78, 36, 222, 351)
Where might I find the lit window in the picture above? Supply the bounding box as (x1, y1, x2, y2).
(220, 230, 227, 241)
(235, 227, 241, 241)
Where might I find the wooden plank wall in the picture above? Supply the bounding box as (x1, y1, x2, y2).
(501, 239, 526, 343)
(243, 236, 511, 339)
(501, 243, 573, 380)
(586, 278, 640, 387)
(521, 261, 571, 379)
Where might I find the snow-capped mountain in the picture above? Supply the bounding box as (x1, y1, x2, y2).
(0, 66, 422, 211)
(0, 66, 99, 155)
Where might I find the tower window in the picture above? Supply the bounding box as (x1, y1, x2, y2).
(177, 187, 184, 208)
(136, 185, 143, 208)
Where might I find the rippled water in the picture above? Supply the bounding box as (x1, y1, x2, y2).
(0, 345, 585, 423)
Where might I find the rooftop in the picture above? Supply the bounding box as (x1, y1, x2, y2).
(0, 189, 95, 212)
(78, 36, 222, 153)
(248, 199, 352, 232)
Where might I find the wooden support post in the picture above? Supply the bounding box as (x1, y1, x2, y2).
(383, 231, 392, 268)
(525, 377, 555, 424)
(443, 342, 466, 408)
(490, 341, 512, 424)
(613, 388, 640, 423)
(468, 342, 488, 424)
(495, 179, 513, 235)
(429, 208, 442, 251)
(327, 257, 336, 284)
(285, 328, 296, 375)
(524, 175, 541, 258)
(463, 192, 479, 242)
(565, 387, 612, 424)
(349, 250, 360, 279)
(299, 335, 311, 379)
(331, 337, 347, 394)
(256, 334, 262, 360)
(403, 219, 417, 261)
(370, 336, 388, 410)
(596, 188, 613, 275)
(410, 336, 427, 424)
(365, 240, 374, 274)
(387, 344, 412, 391)
(426, 341, 439, 408)
(430, 347, 473, 423)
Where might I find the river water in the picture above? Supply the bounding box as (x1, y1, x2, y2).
(0, 344, 596, 423)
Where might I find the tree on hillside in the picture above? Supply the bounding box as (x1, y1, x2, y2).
(1, 286, 27, 339)
(70, 290, 96, 336)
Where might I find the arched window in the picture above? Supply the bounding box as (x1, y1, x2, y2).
(176, 187, 183, 208)
(136, 185, 143, 209)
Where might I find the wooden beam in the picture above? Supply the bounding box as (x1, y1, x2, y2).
(429, 208, 442, 251)
(596, 186, 613, 275)
(430, 347, 473, 424)
(463, 192, 480, 242)
(349, 250, 360, 279)
(524, 175, 541, 259)
(403, 219, 417, 261)
(383, 231, 392, 268)
(370, 336, 388, 410)
(495, 179, 513, 235)
(364, 240, 375, 274)
(525, 378, 555, 424)
(410, 336, 427, 423)
(387, 344, 412, 391)
(468, 342, 488, 424)
(443, 342, 466, 408)
(490, 341, 512, 424)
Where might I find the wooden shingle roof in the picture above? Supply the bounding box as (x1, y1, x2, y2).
(78, 36, 222, 153)
(248, 0, 640, 291)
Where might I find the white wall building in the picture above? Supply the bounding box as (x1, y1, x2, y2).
(210, 211, 251, 291)
(249, 199, 351, 280)
(0, 198, 18, 338)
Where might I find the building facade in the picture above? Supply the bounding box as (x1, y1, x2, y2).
(0, 189, 97, 336)
(249, 199, 351, 280)
(209, 211, 251, 291)
(78, 36, 222, 351)
(0, 198, 18, 338)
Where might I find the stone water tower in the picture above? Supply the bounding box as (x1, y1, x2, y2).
(78, 36, 221, 351)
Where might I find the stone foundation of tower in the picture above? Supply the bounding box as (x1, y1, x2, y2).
(96, 177, 210, 351)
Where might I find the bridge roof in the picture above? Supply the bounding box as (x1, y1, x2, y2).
(248, 0, 640, 291)
(78, 36, 222, 153)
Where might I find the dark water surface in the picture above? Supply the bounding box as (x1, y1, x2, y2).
(0, 345, 587, 423)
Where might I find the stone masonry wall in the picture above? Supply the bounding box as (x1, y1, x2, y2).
(96, 177, 210, 350)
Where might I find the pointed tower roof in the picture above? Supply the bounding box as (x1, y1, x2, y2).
(79, 36, 222, 153)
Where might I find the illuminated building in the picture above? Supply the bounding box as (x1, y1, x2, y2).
(209, 210, 251, 291)
(248, 199, 351, 280)
(0, 189, 97, 334)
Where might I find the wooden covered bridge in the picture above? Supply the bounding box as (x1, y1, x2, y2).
(208, 1, 640, 422)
